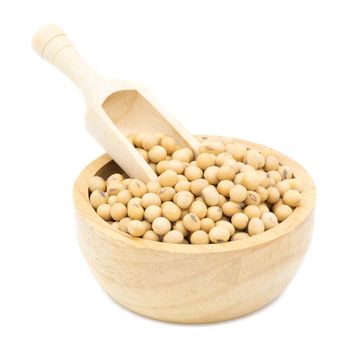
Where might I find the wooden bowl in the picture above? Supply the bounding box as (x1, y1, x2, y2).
(73, 136, 316, 323)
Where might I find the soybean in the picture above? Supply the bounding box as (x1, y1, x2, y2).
(89, 133, 303, 244)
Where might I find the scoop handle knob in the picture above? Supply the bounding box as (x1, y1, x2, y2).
(32, 24, 101, 98)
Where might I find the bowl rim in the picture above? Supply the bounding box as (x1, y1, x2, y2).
(73, 135, 316, 254)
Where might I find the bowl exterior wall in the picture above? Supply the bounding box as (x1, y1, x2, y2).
(76, 211, 314, 323)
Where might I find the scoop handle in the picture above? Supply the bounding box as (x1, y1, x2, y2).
(32, 24, 102, 98)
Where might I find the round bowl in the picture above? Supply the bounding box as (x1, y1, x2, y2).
(73, 136, 316, 323)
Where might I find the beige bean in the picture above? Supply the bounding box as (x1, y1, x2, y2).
(163, 230, 184, 244)
(183, 213, 201, 232)
(248, 218, 265, 235)
(204, 166, 220, 185)
(231, 232, 250, 241)
(160, 136, 176, 155)
(209, 226, 230, 243)
(88, 176, 106, 192)
(144, 205, 162, 223)
(97, 204, 111, 221)
(173, 220, 189, 237)
(128, 220, 146, 237)
(216, 220, 235, 236)
(152, 217, 171, 236)
(261, 212, 278, 230)
(142, 134, 159, 150)
(217, 180, 234, 197)
(199, 141, 225, 155)
(229, 184, 247, 202)
(189, 201, 208, 219)
(143, 230, 160, 241)
(283, 189, 301, 207)
(141, 192, 161, 208)
(275, 204, 293, 222)
(207, 206, 223, 222)
(162, 201, 182, 221)
(195, 153, 216, 170)
(190, 230, 209, 244)
(147, 181, 161, 193)
(222, 201, 241, 216)
(173, 191, 194, 209)
(231, 213, 249, 230)
(128, 179, 147, 197)
(110, 203, 127, 221)
(200, 218, 215, 232)
(201, 185, 220, 206)
(184, 165, 203, 181)
(190, 179, 210, 196)
(148, 145, 167, 163)
(127, 203, 144, 220)
(90, 190, 108, 209)
(158, 187, 176, 202)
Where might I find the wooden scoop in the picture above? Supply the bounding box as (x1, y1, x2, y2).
(32, 24, 200, 183)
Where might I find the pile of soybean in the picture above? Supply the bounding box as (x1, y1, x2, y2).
(89, 133, 302, 244)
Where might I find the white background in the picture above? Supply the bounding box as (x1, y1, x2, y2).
(1, 0, 349, 349)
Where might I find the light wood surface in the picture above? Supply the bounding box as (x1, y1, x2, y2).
(73, 135, 316, 323)
(32, 24, 200, 183)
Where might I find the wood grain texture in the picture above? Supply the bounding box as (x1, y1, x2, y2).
(32, 24, 200, 183)
(73, 135, 316, 323)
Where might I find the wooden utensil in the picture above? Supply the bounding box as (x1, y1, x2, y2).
(32, 24, 200, 183)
